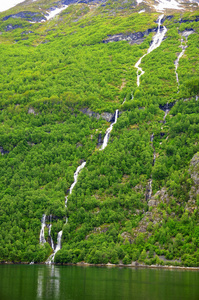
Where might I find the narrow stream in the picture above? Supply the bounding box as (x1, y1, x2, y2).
(135, 14, 167, 86)
(174, 38, 187, 90)
(46, 162, 86, 263)
(39, 214, 46, 244)
(65, 161, 87, 207)
(41, 13, 167, 259)
(100, 110, 119, 150)
(44, 109, 119, 262)
(48, 215, 54, 251)
(134, 14, 167, 200)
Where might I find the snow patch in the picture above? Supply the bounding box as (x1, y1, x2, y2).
(138, 9, 146, 13)
(154, 0, 182, 11)
(0, 0, 25, 12)
(45, 5, 68, 20)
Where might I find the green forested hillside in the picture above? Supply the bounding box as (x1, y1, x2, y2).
(0, 0, 199, 267)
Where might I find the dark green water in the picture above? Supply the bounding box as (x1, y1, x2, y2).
(0, 265, 199, 300)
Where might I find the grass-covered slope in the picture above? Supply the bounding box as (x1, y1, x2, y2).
(0, 1, 199, 266)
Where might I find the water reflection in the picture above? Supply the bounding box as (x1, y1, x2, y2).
(0, 265, 199, 300)
(37, 265, 60, 300)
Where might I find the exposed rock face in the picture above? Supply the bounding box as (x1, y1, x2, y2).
(28, 107, 36, 115)
(187, 152, 199, 213)
(5, 24, 22, 31)
(180, 16, 199, 23)
(102, 27, 158, 45)
(21, 30, 34, 35)
(180, 29, 194, 37)
(80, 108, 115, 122)
(121, 231, 133, 243)
(62, 0, 105, 4)
(85, 225, 109, 239)
(101, 112, 115, 122)
(189, 152, 199, 185)
(148, 187, 170, 207)
(0, 147, 9, 155)
(159, 101, 175, 112)
(3, 11, 46, 22)
(97, 133, 103, 147)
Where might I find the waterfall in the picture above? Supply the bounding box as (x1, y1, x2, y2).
(122, 98, 126, 105)
(163, 103, 170, 124)
(135, 14, 167, 86)
(100, 110, 119, 150)
(48, 217, 54, 251)
(39, 214, 46, 244)
(65, 161, 87, 206)
(46, 162, 86, 264)
(54, 231, 63, 253)
(174, 38, 187, 89)
(46, 230, 63, 264)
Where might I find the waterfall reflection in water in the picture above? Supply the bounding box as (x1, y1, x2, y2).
(37, 266, 60, 300)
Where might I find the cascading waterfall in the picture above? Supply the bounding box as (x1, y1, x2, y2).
(134, 14, 167, 200)
(45, 94, 119, 264)
(48, 215, 54, 251)
(46, 162, 86, 264)
(45, 108, 119, 263)
(48, 225, 54, 250)
(39, 214, 46, 244)
(65, 161, 87, 207)
(100, 110, 119, 150)
(174, 37, 187, 89)
(47, 111, 120, 261)
(135, 14, 167, 86)
(163, 103, 170, 124)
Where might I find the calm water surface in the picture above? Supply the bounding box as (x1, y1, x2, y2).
(0, 265, 199, 300)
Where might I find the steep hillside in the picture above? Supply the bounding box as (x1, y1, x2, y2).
(0, 0, 199, 266)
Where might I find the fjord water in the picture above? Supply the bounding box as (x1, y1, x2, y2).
(0, 265, 199, 300)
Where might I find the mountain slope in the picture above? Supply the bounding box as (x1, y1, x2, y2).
(0, 0, 199, 266)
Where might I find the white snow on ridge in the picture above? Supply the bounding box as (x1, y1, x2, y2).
(139, 9, 146, 13)
(137, 0, 144, 4)
(154, 0, 182, 11)
(45, 5, 68, 20)
(0, 0, 26, 12)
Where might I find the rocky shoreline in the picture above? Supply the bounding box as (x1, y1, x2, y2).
(1, 261, 199, 271)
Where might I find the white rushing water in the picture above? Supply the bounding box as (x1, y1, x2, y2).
(100, 110, 119, 150)
(39, 214, 46, 244)
(46, 230, 63, 264)
(163, 103, 170, 123)
(135, 14, 167, 86)
(174, 38, 187, 87)
(65, 161, 87, 206)
(46, 162, 86, 264)
(48, 224, 54, 251)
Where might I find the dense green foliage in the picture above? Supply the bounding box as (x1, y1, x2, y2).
(0, 1, 199, 266)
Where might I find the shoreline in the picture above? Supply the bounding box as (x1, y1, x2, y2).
(1, 261, 199, 271)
